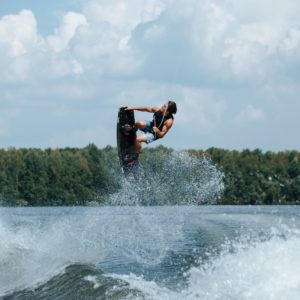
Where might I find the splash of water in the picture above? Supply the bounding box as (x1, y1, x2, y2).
(108, 151, 224, 206)
(111, 225, 300, 300)
(0, 210, 106, 296)
(0, 206, 184, 296)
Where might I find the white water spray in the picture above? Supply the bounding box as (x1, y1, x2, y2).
(109, 151, 224, 206)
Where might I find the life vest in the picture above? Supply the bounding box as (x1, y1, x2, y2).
(150, 110, 174, 138)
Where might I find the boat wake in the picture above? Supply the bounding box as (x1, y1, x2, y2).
(1, 207, 300, 300)
(111, 225, 300, 300)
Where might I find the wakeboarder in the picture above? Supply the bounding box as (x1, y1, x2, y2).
(125, 101, 177, 153)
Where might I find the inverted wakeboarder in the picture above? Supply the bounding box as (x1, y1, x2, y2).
(125, 101, 177, 153)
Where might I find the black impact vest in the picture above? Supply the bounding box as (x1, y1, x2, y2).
(150, 110, 174, 138)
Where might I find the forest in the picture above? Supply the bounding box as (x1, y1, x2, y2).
(0, 144, 299, 206)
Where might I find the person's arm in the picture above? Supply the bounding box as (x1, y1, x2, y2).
(125, 106, 158, 113)
(152, 119, 173, 138)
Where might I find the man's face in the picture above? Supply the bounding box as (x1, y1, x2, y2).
(161, 102, 168, 113)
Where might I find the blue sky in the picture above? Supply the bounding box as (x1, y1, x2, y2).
(0, 0, 300, 151)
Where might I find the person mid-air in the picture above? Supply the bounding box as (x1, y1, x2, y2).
(125, 101, 177, 153)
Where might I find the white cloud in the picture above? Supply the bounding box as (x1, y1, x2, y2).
(280, 26, 300, 61)
(144, 24, 165, 41)
(177, 87, 225, 134)
(192, 1, 234, 49)
(0, 10, 45, 82)
(47, 12, 88, 53)
(219, 0, 300, 79)
(234, 105, 266, 125)
(83, 0, 166, 32)
(81, 0, 166, 55)
(0, 1, 300, 150)
(0, 9, 87, 81)
(2, 1, 300, 84)
(70, 0, 167, 77)
(0, 10, 43, 57)
(2, 1, 300, 83)
(223, 22, 282, 77)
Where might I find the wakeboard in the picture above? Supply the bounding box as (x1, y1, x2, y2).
(117, 107, 139, 179)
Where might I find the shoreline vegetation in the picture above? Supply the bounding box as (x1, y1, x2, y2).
(0, 144, 299, 206)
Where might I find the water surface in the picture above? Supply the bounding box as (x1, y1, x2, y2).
(0, 206, 299, 299)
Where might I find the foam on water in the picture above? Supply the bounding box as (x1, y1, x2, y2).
(1, 207, 300, 299)
(108, 151, 224, 206)
(0, 206, 184, 296)
(112, 225, 300, 300)
(0, 212, 102, 295)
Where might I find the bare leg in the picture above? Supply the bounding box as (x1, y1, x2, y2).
(135, 120, 146, 130)
(134, 121, 148, 153)
(136, 135, 147, 154)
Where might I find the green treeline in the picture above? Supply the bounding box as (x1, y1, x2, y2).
(194, 148, 300, 205)
(0, 144, 120, 206)
(0, 145, 299, 206)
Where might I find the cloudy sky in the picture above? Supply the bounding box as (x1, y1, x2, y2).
(0, 0, 300, 151)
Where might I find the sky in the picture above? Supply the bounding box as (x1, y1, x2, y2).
(0, 0, 300, 151)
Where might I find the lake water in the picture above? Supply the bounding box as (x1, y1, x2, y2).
(0, 205, 300, 299)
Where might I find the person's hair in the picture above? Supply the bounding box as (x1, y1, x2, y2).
(167, 101, 177, 114)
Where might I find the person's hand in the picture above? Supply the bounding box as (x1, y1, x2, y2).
(125, 106, 133, 111)
(152, 126, 159, 133)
